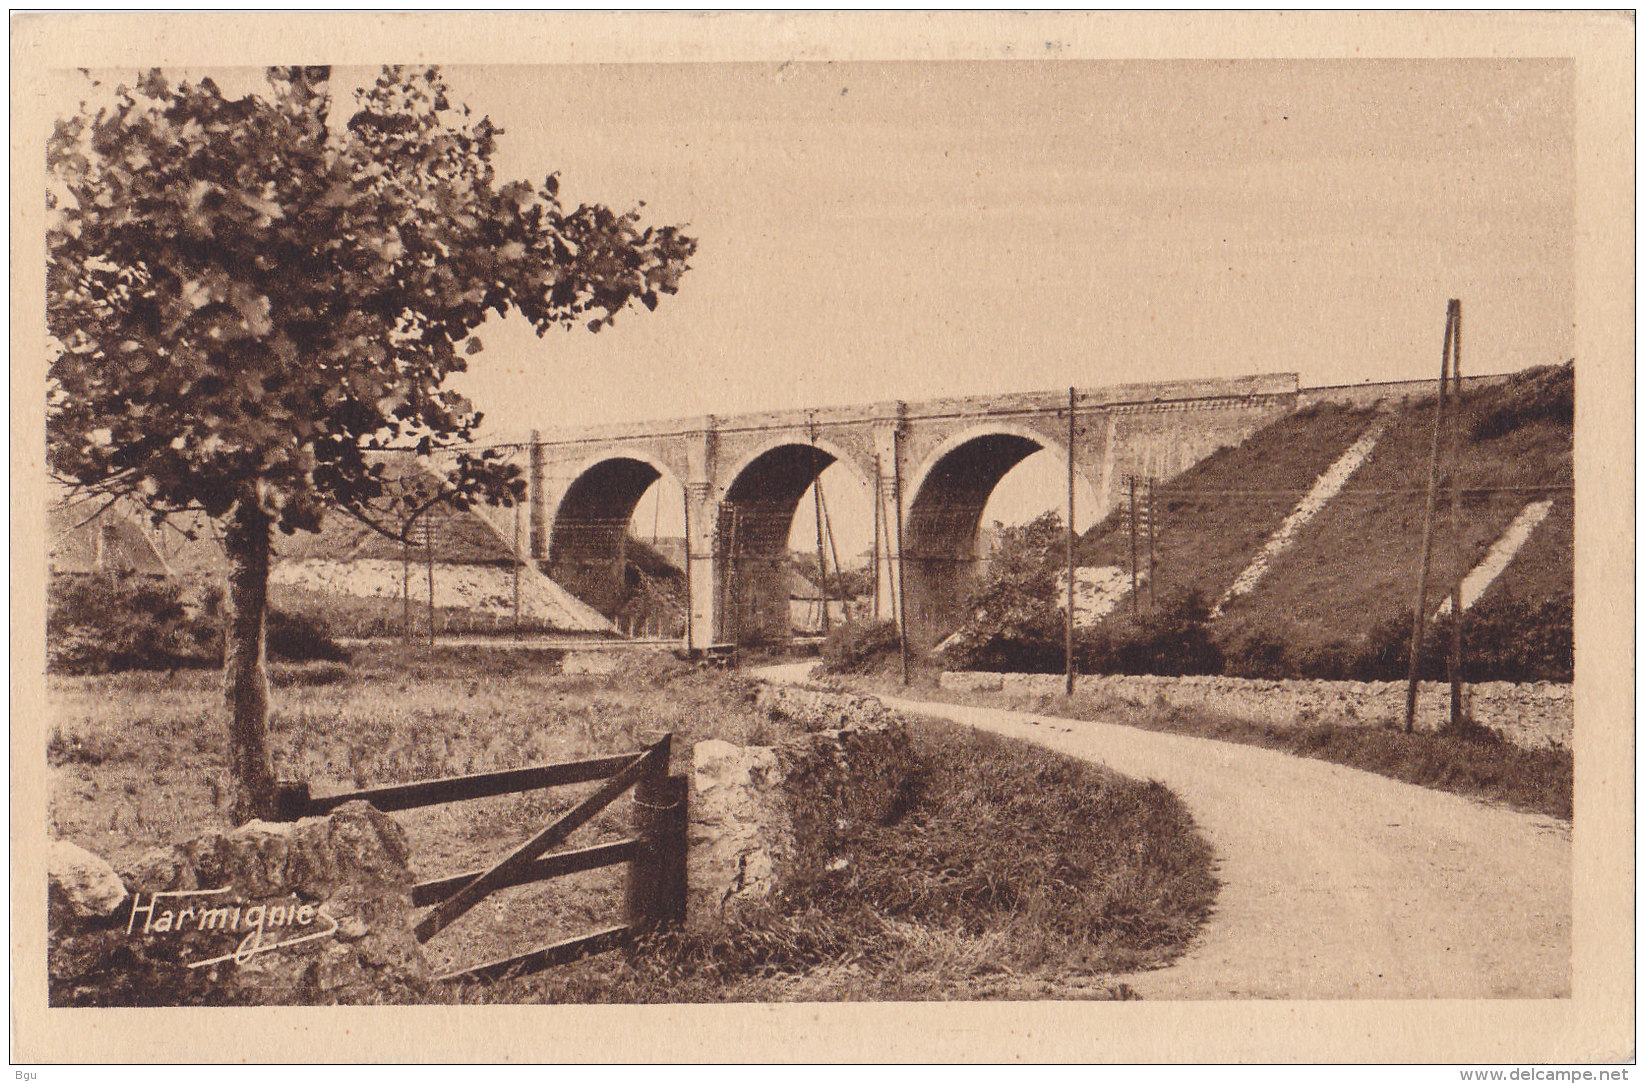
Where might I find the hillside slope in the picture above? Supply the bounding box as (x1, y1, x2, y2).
(1073, 364, 1574, 658)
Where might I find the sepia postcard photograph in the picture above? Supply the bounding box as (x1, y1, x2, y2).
(11, 10, 1635, 1065)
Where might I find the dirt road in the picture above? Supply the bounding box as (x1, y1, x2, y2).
(754, 663, 1571, 999)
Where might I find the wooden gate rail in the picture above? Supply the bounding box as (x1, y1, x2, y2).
(449, 924, 634, 984)
(413, 734, 668, 942)
(410, 839, 639, 909)
(272, 732, 685, 985)
(281, 752, 643, 817)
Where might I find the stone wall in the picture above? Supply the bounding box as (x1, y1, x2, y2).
(49, 802, 429, 1006)
(940, 671, 1571, 750)
(687, 686, 916, 929)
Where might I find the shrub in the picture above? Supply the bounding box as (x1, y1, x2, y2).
(1222, 629, 1294, 680)
(1469, 362, 1574, 442)
(47, 574, 218, 674)
(1339, 595, 1572, 684)
(939, 512, 1069, 672)
(820, 620, 903, 675)
(1291, 639, 1359, 680)
(266, 608, 350, 663)
(1077, 590, 1223, 677)
(47, 572, 349, 673)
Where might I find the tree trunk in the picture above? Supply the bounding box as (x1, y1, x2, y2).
(223, 489, 277, 823)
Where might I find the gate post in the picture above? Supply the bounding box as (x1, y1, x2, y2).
(626, 734, 688, 933)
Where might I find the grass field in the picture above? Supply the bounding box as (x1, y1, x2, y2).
(48, 646, 795, 980)
(48, 647, 1216, 1001)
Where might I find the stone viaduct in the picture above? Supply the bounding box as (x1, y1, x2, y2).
(513, 372, 1301, 650)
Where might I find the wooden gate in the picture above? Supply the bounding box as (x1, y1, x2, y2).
(274, 732, 687, 983)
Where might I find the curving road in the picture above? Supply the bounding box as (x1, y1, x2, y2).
(754, 663, 1571, 999)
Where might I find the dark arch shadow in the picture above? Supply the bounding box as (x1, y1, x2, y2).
(718, 443, 836, 646)
(547, 457, 663, 618)
(905, 432, 1045, 648)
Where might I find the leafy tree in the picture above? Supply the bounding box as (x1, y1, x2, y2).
(47, 66, 695, 819)
(939, 512, 1067, 670)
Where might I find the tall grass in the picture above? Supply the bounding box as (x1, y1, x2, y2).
(464, 717, 1217, 1002)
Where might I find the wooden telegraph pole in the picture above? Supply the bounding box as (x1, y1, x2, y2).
(812, 478, 831, 635)
(424, 515, 437, 646)
(810, 420, 831, 636)
(402, 536, 412, 645)
(1065, 387, 1077, 697)
(1446, 301, 1466, 728)
(1405, 299, 1460, 732)
(512, 500, 523, 632)
(871, 455, 883, 623)
(1128, 475, 1140, 616)
(680, 489, 693, 654)
(892, 431, 911, 686)
(1148, 478, 1158, 610)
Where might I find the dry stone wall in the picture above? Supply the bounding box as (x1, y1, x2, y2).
(940, 671, 1571, 750)
(687, 685, 916, 929)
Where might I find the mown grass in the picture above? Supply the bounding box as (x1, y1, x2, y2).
(843, 672, 1573, 821)
(452, 716, 1217, 1002)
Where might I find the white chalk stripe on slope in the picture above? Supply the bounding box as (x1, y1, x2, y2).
(1211, 419, 1390, 619)
(1433, 499, 1554, 618)
(1055, 565, 1145, 626)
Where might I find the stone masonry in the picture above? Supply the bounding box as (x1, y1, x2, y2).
(49, 802, 429, 1006)
(939, 671, 1572, 750)
(687, 685, 916, 929)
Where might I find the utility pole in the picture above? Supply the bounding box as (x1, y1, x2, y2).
(680, 488, 693, 654)
(892, 430, 911, 686)
(1405, 299, 1459, 732)
(1065, 387, 1077, 697)
(819, 480, 845, 625)
(812, 477, 830, 636)
(1148, 477, 1158, 610)
(512, 500, 522, 633)
(1129, 475, 1139, 616)
(402, 535, 412, 646)
(424, 515, 437, 647)
(809, 419, 831, 636)
(871, 455, 883, 623)
(1446, 301, 1466, 728)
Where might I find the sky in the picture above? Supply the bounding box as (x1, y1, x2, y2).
(54, 60, 1576, 563)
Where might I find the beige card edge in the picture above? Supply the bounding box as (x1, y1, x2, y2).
(9, 10, 1635, 1064)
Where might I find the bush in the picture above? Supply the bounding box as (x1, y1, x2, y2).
(1077, 590, 1223, 677)
(820, 620, 902, 675)
(1469, 362, 1574, 442)
(1291, 639, 1359, 680)
(1338, 595, 1572, 684)
(47, 573, 349, 673)
(939, 512, 1069, 672)
(48, 574, 218, 674)
(266, 608, 350, 663)
(1222, 629, 1294, 680)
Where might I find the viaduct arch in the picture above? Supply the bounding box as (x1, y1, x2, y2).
(519, 373, 1299, 650)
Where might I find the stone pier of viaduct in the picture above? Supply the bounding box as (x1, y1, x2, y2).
(511, 372, 1299, 650)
